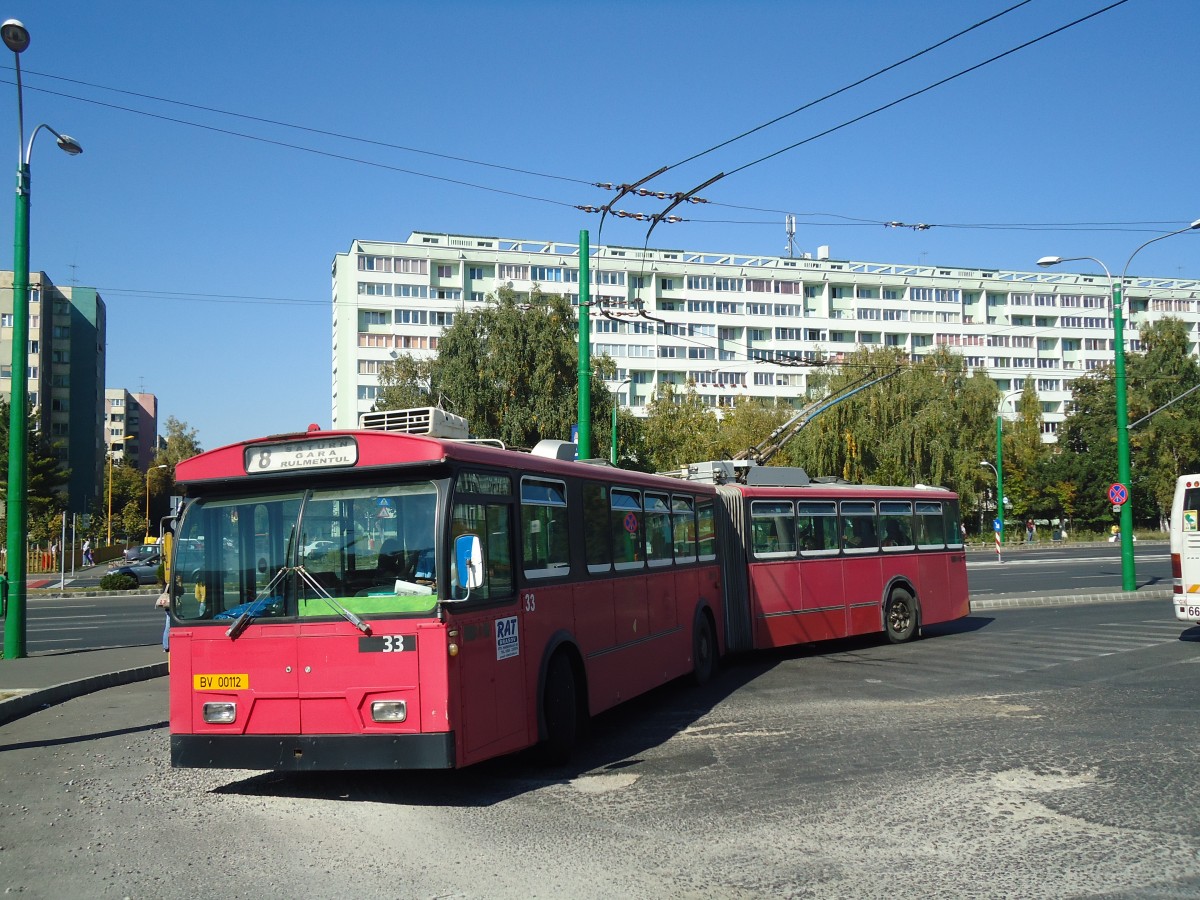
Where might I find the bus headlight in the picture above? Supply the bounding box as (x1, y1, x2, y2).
(203, 702, 237, 724)
(371, 700, 407, 723)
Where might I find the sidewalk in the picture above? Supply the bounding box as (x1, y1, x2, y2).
(0, 644, 167, 726)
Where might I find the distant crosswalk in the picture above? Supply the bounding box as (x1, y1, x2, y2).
(815, 618, 1189, 680)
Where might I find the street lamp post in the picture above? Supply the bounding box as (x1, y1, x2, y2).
(980, 459, 1001, 560)
(3, 20, 83, 660)
(1037, 218, 1200, 592)
(610, 378, 631, 465)
(145, 465, 169, 540)
(106, 436, 134, 545)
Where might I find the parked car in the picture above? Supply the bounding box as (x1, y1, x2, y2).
(107, 561, 160, 586)
(123, 544, 161, 565)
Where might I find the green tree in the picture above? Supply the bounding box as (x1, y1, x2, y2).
(1128, 317, 1200, 527)
(374, 355, 434, 411)
(641, 382, 721, 473)
(375, 286, 613, 451)
(714, 397, 793, 463)
(148, 416, 204, 536)
(0, 398, 71, 542)
(784, 347, 997, 511)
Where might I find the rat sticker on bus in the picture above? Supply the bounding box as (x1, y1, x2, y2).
(496, 616, 519, 660)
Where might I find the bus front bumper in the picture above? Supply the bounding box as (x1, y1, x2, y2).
(171, 732, 456, 770)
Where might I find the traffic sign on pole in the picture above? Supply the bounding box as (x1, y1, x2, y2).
(1108, 483, 1128, 506)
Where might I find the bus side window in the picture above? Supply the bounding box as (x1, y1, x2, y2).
(451, 501, 514, 601)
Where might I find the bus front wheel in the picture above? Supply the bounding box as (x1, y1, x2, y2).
(540, 651, 579, 765)
(885, 588, 918, 644)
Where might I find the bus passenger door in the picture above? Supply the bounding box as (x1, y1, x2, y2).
(456, 608, 529, 762)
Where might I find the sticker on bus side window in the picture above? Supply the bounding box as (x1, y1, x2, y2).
(1185, 510, 1198, 532)
(496, 616, 519, 660)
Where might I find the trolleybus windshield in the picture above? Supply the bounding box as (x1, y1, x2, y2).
(171, 481, 440, 622)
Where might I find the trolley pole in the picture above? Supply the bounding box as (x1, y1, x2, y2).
(576, 229, 591, 460)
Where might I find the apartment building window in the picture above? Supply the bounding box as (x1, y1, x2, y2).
(746, 279, 770, 292)
(1035, 294, 1056, 307)
(716, 302, 742, 315)
(357, 386, 380, 401)
(359, 282, 391, 297)
(986, 292, 1007, 306)
(910, 288, 933, 301)
(659, 278, 675, 291)
(830, 286, 851, 299)
(0, 314, 11, 327)
(498, 264, 529, 281)
(748, 328, 769, 341)
(883, 309, 907, 321)
(773, 304, 803, 317)
(805, 329, 827, 341)
(361, 311, 390, 326)
(358, 255, 392, 272)
(471, 292, 485, 303)
(775, 328, 802, 340)
(775, 281, 801, 295)
(52, 325, 69, 339)
(594, 319, 623, 334)
(394, 258, 428, 275)
(394, 285, 429, 299)
(437, 265, 453, 279)
(596, 271, 625, 286)
(1013, 357, 1035, 368)
(469, 266, 485, 280)
(934, 289, 960, 303)
(1010, 293, 1033, 307)
(431, 312, 455, 327)
(531, 266, 564, 282)
(1037, 379, 1060, 391)
(805, 286, 822, 299)
(687, 276, 714, 291)
(856, 286, 878, 299)
(857, 308, 881, 320)
(687, 347, 715, 360)
(718, 326, 741, 340)
(1083, 296, 1106, 309)
(687, 300, 716, 313)
(1083, 317, 1107, 328)
(689, 323, 715, 337)
(1059, 295, 1081, 308)
(882, 289, 900, 300)
(748, 303, 771, 316)
(658, 346, 682, 358)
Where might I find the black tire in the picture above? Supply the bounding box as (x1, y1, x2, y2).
(885, 587, 918, 644)
(692, 612, 716, 685)
(540, 651, 578, 765)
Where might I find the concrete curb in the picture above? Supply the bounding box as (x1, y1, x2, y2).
(970, 588, 1171, 611)
(0, 661, 168, 727)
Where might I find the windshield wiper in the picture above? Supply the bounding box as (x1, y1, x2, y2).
(295, 565, 372, 635)
(225, 565, 291, 640)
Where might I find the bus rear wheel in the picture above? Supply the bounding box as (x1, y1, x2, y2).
(885, 588, 918, 644)
(692, 612, 716, 685)
(540, 651, 579, 765)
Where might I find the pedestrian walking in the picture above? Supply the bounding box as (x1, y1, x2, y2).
(82, 538, 93, 567)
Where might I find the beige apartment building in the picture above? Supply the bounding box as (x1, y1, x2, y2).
(331, 232, 1200, 440)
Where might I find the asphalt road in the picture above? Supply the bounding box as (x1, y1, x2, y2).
(22, 542, 1170, 653)
(0, 599, 1196, 898)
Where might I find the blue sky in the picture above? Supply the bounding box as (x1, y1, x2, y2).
(2, 0, 1197, 450)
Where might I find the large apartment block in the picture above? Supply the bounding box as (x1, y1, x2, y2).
(0, 271, 106, 513)
(332, 232, 1200, 440)
(104, 389, 159, 472)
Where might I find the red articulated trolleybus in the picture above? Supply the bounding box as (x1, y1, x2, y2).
(167, 409, 969, 771)
(167, 409, 724, 771)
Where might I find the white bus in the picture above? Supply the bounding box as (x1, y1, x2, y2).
(1170, 474, 1200, 622)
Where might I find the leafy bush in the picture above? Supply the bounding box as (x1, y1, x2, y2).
(99, 573, 139, 591)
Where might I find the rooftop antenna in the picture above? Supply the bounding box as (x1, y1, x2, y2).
(785, 214, 797, 259)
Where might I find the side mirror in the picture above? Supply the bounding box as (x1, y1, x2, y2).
(454, 533, 484, 597)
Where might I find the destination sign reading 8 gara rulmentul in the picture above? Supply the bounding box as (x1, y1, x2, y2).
(244, 436, 358, 474)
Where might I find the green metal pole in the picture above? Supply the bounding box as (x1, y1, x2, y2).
(610, 400, 618, 466)
(4, 161, 30, 659)
(996, 412, 1004, 546)
(1113, 284, 1136, 591)
(576, 230, 591, 460)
